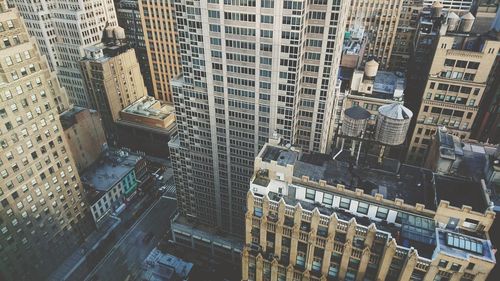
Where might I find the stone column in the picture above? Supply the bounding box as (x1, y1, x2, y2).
(398, 248, 418, 281)
(422, 265, 439, 281)
(242, 248, 249, 280)
(365, 224, 377, 248)
(274, 223, 283, 258)
(339, 219, 357, 280)
(303, 270, 311, 281)
(274, 199, 286, 259)
(289, 204, 303, 265)
(306, 209, 320, 271)
(321, 231, 334, 276)
(270, 259, 279, 281)
(245, 211, 253, 245)
(376, 239, 397, 281)
(286, 264, 294, 280)
(256, 254, 263, 281)
(260, 215, 268, 252)
(246, 192, 255, 245)
(260, 196, 270, 251)
(356, 247, 372, 281)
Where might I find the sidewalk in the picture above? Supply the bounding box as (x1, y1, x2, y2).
(47, 191, 156, 281)
(46, 216, 121, 281)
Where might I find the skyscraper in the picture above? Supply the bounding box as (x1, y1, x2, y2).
(9, 0, 118, 107)
(139, 0, 181, 102)
(169, 0, 349, 237)
(0, 2, 91, 279)
(346, 0, 404, 69)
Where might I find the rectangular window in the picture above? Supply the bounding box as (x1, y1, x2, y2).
(261, 15, 274, 24)
(305, 188, 315, 200)
(261, 0, 274, 8)
(467, 62, 480, 69)
(339, 198, 350, 209)
(254, 207, 263, 217)
(455, 60, 467, 68)
(209, 24, 221, 32)
(444, 59, 455, 67)
(323, 193, 333, 205)
(438, 259, 448, 268)
(260, 57, 272, 65)
(210, 38, 221, 45)
(357, 202, 369, 214)
(376, 207, 389, 219)
(208, 10, 220, 18)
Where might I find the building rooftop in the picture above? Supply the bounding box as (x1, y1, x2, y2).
(258, 143, 491, 213)
(435, 128, 497, 179)
(141, 248, 193, 281)
(435, 175, 489, 212)
(261, 145, 298, 167)
(59, 106, 90, 129)
(82, 41, 130, 63)
(121, 96, 174, 121)
(81, 149, 141, 193)
(349, 70, 406, 101)
(373, 71, 406, 97)
(295, 153, 437, 209)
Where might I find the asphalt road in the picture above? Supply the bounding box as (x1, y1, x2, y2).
(84, 197, 177, 281)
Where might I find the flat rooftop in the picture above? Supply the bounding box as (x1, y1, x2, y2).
(59, 106, 89, 129)
(141, 248, 193, 281)
(81, 149, 140, 192)
(257, 143, 491, 211)
(373, 71, 405, 96)
(122, 96, 174, 121)
(294, 153, 436, 210)
(435, 175, 488, 213)
(350, 70, 405, 100)
(261, 145, 298, 167)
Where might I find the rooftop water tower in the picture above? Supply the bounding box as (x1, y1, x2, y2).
(375, 103, 413, 146)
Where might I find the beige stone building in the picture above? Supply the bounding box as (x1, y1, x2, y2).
(139, 0, 181, 103)
(407, 29, 500, 164)
(243, 139, 496, 281)
(115, 96, 177, 158)
(0, 2, 91, 279)
(346, 0, 404, 68)
(80, 37, 147, 141)
(60, 107, 107, 172)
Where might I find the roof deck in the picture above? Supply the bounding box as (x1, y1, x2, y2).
(261, 145, 298, 167)
(81, 149, 140, 192)
(294, 154, 436, 209)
